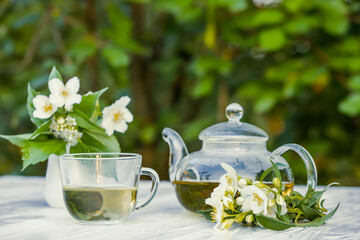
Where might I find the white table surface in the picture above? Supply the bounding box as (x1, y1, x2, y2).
(0, 176, 359, 240)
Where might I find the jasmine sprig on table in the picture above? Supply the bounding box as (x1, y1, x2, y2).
(0, 66, 133, 169)
(201, 161, 339, 231)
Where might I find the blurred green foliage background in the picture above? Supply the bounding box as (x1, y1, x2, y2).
(1, 0, 360, 185)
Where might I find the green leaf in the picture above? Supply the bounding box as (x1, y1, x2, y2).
(191, 76, 214, 98)
(69, 108, 103, 131)
(197, 209, 212, 221)
(323, 15, 349, 36)
(73, 88, 108, 117)
(27, 83, 47, 127)
(29, 120, 51, 139)
(70, 135, 106, 153)
(254, 93, 279, 114)
(338, 93, 360, 117)
(277, 209, 291, 223)
(257, 204, 340, 230)
(299, 183, 339, 209)
(21, 139, 67, 170)
(255, 214, 294, 231)
(69, 108, 120, 153)
(0, 133, 32, 147)
(69, 39, 97, 63)
(259, 28, 287, 51)
(284, 0, 303, 12)
(102, 46, 130, 67)
(48, 66, 63, 81)
(289, 191, 303, 207)
(296, 203, 340, 227)
(302, 205, 322, 220)
(252, 9, 284, 27)
(349, 75, 360, 91)
(259, 162, 286, 182)
(84, 129, 120, 153)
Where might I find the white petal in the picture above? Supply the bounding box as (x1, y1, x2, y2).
(32, 95, 48, 109)
(265, 206, 277, 219)
(102, 104, 115, 117)
(114, 96, 131, 109)
(49, 93, 65, 107)
(267, 191, 275, 199)
(241, 197, 251, 212)
(64, 93, 82, 107)
(220, 163, 237, 178)
(64, 104, 73, 111)
(241, 185, 255, 197)
(101, 120, 115, 136)
(49, 78, 64, 94)
(33, 109, 47, 119)
(33, 106, 55, 119)
(280, 202, 288, 215)
(121, 108, 133, 123)
(114, 121, 128, 133)
(66, 77, 80, 94)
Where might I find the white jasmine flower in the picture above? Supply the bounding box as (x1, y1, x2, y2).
(101, 96, 133, 136)
(211, 203, 224, 223)
(32, 95, 57, 119)
(240, 185, 268, 215)
(206, 183, 227, 208)
(264, 189, 287, 218)
(219, 163, 238, 195)
(49, 77, 81, 111)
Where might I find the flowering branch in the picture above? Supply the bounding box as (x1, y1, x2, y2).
(0, 66, 133, 170)
(203, 161, 339, 231)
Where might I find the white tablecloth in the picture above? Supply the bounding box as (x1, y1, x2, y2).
(0, 176, 359, 240)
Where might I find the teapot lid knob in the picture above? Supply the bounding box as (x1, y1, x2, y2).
(226, 103, 243, 123)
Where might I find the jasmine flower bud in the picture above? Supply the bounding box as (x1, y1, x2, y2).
(273, 177, 281, 188)
(245, 214, 254, 223)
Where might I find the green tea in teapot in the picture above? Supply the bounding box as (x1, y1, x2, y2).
(173, 181, 219, 213)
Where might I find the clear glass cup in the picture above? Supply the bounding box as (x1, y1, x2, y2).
(59, 153, 159, 225)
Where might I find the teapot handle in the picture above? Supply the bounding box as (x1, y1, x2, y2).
(271, 143, 317, 191)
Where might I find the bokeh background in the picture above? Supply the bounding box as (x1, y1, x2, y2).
(1, 0, 360, 185)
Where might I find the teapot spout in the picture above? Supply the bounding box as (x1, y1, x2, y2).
(162, 128, 189, 182)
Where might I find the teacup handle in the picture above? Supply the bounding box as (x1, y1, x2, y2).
(271, 143, 318, 191)
(135, 167, 159, 210)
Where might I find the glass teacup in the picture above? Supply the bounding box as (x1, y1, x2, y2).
(59, 153, 159, 225)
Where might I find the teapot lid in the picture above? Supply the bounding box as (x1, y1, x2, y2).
(199, 103, 268, 143)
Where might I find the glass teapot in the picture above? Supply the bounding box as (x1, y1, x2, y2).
(162, 103, 317, 214)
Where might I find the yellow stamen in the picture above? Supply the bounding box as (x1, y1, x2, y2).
(226, 175, 233, 185)
(253, 193, 263, 206)
(113, 111, 124, 122)
(62, 89, 69, 97)
(43, 103, 53, 113)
